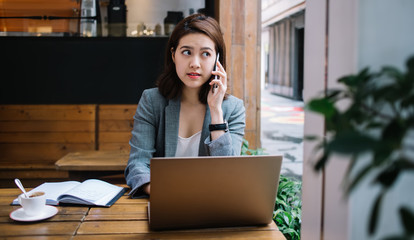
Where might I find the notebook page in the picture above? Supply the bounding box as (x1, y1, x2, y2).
(60, 179, 123, 205)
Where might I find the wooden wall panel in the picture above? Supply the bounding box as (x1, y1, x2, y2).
(100, 120, 133, 132)
(99, 143, 131, 152)
(219, 0, 261, 149)
(233, 0, 245, 45)
(0, 132, 94, 143)
(98, 105, 136, 152)
(99, 132, 131, 144)
(231, 45, 245, 98)
(245, 0, 261, 141)
(0, 169, 68, 179)
(0, 105, 96, 185)
(0, 121, 94, 132)
(0, 143, 95, 164)
(220, 0, 233, 84)
(0, 105, 95, 121)
(99, 105, 137, 121)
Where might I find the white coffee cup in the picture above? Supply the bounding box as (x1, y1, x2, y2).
(18, 191, 46, 216)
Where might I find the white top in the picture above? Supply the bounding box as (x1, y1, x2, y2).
(175, 131, 202, 157)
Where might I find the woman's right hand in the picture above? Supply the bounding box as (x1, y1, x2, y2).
(207, 60, 227, 111)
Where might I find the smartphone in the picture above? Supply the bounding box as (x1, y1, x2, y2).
(212, 53, 220, 92)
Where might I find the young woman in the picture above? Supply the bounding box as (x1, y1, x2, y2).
(125, 14, 246, 197)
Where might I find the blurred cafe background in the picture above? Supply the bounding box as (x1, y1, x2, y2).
(0, 0, 215, 104)
(0, 0, 219, 187)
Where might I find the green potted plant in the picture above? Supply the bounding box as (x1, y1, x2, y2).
(306, 56, 414, 238)
(273, 175, 302, 240)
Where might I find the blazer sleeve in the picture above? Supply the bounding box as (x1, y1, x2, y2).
(124, 90, 157, 197)
(204, 97, 246, 156)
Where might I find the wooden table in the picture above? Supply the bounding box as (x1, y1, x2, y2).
(55, 150, 129, 182)
(55, 150, 129, 171)
(0, 188, 286, 239)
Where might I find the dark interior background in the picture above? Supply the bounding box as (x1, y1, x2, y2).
(0, 36, 168, 104)
(0, 0, 217, 104)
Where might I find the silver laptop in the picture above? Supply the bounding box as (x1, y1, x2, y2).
(149, 155, 283, 230)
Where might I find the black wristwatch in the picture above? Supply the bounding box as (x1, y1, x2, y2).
(209, 121, 229, 132)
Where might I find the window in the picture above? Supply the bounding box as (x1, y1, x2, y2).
(265, 11, 304, 100)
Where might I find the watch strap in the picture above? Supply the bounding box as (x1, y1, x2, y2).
(209, 122, 228, 132)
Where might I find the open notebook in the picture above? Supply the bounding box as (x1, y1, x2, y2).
(12, 179, 126, 207)
(148, 155, 283, 230)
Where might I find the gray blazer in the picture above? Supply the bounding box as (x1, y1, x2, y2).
(125, 88, 246, 196)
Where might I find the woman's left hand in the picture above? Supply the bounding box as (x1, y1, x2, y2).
(207, 60, 227, 111)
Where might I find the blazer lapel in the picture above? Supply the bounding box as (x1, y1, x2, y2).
(165, 97, 180, 157)
(199, 106, 211, 156)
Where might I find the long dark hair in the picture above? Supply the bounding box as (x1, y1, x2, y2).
(156, 13, 227, 104)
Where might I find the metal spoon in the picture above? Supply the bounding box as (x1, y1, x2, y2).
(14, 178, 29, 198)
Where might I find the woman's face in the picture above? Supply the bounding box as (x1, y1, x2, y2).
(172, 33, 217, 91)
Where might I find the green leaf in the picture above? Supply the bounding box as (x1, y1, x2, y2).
(277, 199, 288, 210)
(372, 145, 392, 166)
(382, 119, 405, 147)
(399, 207, 414, 235)
(381, 66, 404, 83)
(304, 135, 319, 141)
(369, 193, 384, 235)
(327, 131, 377, 154)
(240, 138, 268, 156)
(273, 209, 285, 221)
(283, 212, 292, 225)
(372, 86, 406, 107)
(373, 164, 401, 188)
(306, 98, 336, 119)
(406, 56, 414, 82)
(314, 151, 329, 171)
(338, 75, 358, 87)
(395, 158, 414, 170)
(365, 121, 385, 129)
(283, 228, 297, 234)
(382, 237, 409, 240)
(357, 67, 372, 80)
(275, 218, 285, 226)
(338, 67, 371, 87)
(401, 95, 414, 108)
(326, 89, 343, 99)
(407, 55, 414, 70)
(274, 175, 302, 239)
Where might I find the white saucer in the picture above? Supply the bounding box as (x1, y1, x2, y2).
(10, 205, 58, 222)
